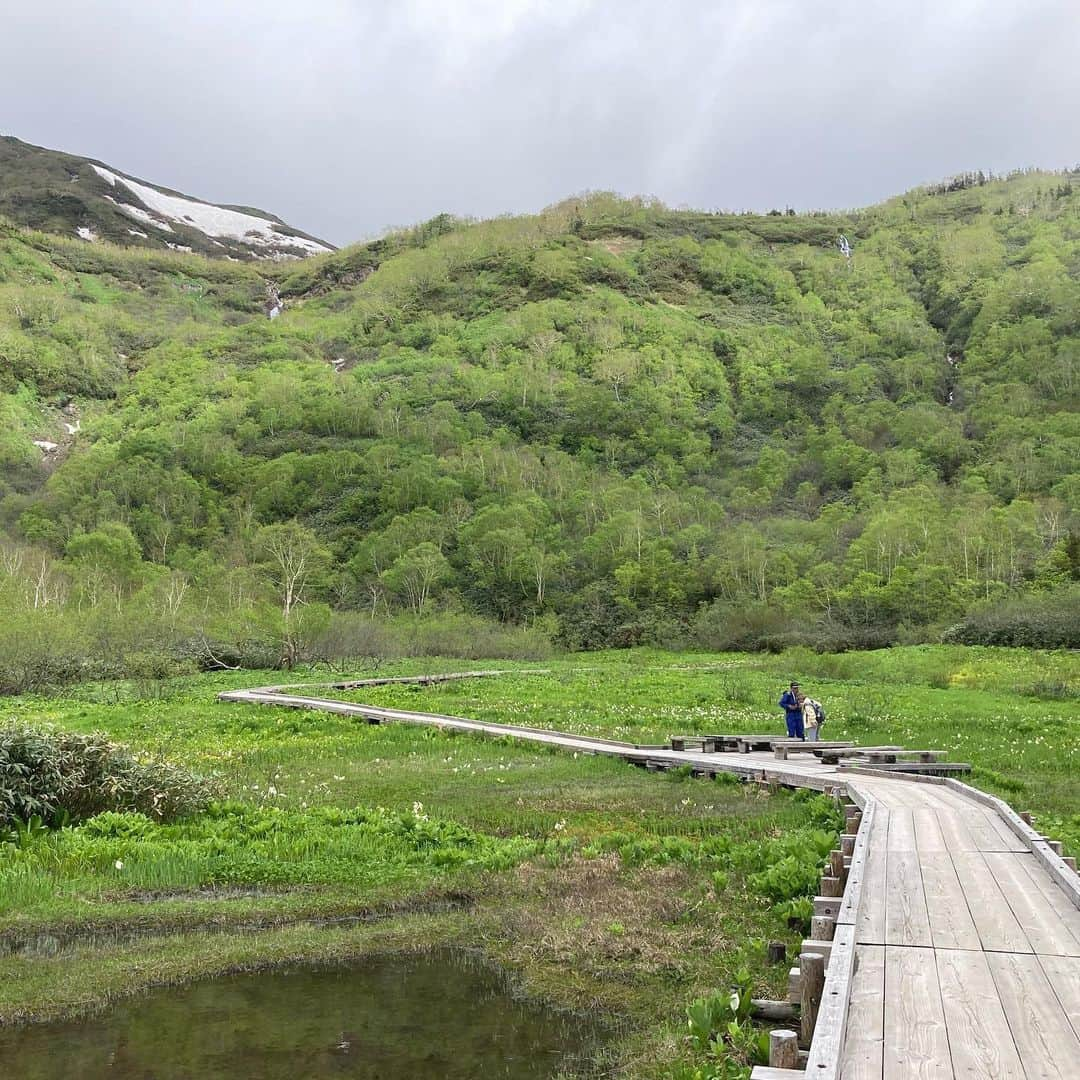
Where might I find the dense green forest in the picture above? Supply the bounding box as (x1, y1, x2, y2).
(1, 169, 1078, 686)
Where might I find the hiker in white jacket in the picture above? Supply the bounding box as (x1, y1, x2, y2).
(802, 696, 825, 742)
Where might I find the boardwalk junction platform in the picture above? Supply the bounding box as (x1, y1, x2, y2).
(219, 675, 1080, 1080)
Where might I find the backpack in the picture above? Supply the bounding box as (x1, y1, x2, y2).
(812, 701, 826, 724)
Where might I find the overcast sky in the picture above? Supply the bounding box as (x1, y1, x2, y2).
(4, 1, 1079, 246)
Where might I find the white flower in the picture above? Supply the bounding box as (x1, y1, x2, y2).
(114, 860, 124, 871)
(553, 820, 567, 832)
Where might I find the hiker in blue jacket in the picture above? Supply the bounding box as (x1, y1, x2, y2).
(779, 681, 805, 739)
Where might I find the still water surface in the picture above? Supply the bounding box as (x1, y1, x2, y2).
(0, 952, 608, 1079)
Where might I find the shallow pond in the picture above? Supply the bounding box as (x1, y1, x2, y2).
(0, 951, 610, 1079)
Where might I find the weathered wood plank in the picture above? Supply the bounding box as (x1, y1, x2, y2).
(933, 810, 981, 853)
(964, 813, 1012, 853)
(1011, 849, 1080, 945)
(1038, 954, 1080, 1039)
(952, 850, 1033, 953)
(935, 948, 1025, 1079)
(840, 761, 971, 775)
(1032, 840, 1080, 914)
(911, 807, 947, 852)
(983, 851, 1080, 957)
(883, 945, 951, 1079)
(977, 807, 1031, 852)
(989, 951, 1080, 1079)
(885, 850, 933, 947)
(838, 801, 876, 927)
(804, 923, 856, 1080)
(838, 943, 884, 1080)
(918, 850, 982, 951)
(886, 809, 917, 852)
(856, 812, 889, 944)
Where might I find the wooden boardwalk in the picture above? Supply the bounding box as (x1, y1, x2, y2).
(219, 680, 1080, 1080)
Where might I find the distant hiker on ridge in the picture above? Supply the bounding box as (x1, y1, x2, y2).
(779, 681, 805, 740)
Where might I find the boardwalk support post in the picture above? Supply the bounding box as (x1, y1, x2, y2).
(829, 849, 846, 886)
(767, 940, 787, 965)
(799, 951, 826, 1048)
(787, 966, 801, 1004)
(769, 1028, 799, 1068)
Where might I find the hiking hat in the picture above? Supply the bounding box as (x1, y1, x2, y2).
(790, 681, 800, 687)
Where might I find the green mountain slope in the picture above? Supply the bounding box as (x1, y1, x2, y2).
(1, 172, 1078, 679)
(0, 136, 334, 261)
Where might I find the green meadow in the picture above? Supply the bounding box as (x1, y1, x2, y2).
(0, 645, 1077, 1078)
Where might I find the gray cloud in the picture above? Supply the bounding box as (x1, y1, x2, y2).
(3, 0, 1079, 244)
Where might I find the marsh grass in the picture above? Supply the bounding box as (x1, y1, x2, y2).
(0, 645, 1075, 1077)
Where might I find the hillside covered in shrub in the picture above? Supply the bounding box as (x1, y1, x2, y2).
(1, 169, 1078, 683)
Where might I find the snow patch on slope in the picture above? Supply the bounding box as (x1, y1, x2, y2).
(90, 164, 331, 257)
(104, 193, 174, 232)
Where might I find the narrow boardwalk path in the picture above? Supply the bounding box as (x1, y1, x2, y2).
(219, 682, 1080, 1080)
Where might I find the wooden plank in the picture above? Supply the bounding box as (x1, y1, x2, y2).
(941, 778, 1045, 847)
(883, 945, 951, 1079)
(1032, 841, 1080, 913)
(840, 762, 971, 775)
(912, 808, 947, 852)
(918, 850, 982, 951)
(977, 807, 1031, 852)
(860, 749, 944, 761)
(885, 850, 932, 947)
(868, 781, 925, 810)
(1011, 849, 1080, 945)
(845, 784, 870, 811)
(857, 812, 889, 944)
(934, 810, 981, 853)
(935, 948, 1025, 1079)
(839, 944, 884, 1080)
(838, 801, 876, 927)
(952, 850, 1033, 953)
(983, 851, 1080, 957)
(773, 740, 855, 748)
(988, 951, 1080, 1079)
(887, 809, 917, 852)
(1038, 954, 1080, 1039)
(804, 923, 856, 1080)
(964, 813, 1013, 853)
(750, 1068, 805, 1079)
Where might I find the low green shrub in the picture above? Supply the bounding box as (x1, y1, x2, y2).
(0, 723, 216, 828)
(943, 587, 1080, 648)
